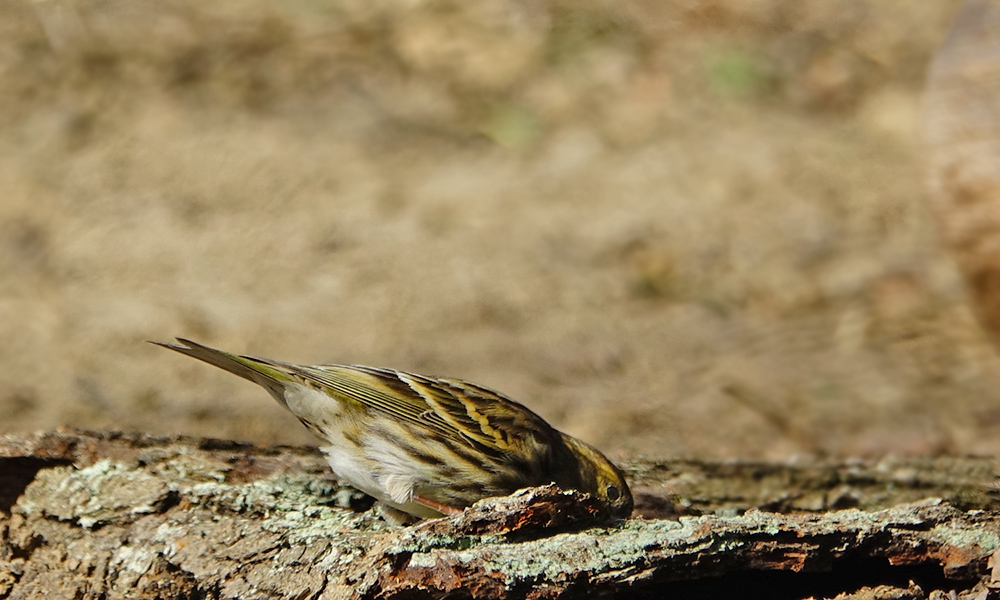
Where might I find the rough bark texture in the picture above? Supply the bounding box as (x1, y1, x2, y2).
(926, 0, 1000, 347)
(2, 429, 1000, 600)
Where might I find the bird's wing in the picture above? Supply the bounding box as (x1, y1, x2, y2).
(293, 364, 551, 459)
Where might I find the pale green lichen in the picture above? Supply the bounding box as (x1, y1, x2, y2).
(146, 446, 229, 483)
(929, 522, 1000, 553)
(389, 502, 986, 586)
(179, 472, 383, 541)
(394, 519, 712, 585)
(112, 544, 157, 575)
(14, 453, 377, 547)
(17, 459, 173, 528)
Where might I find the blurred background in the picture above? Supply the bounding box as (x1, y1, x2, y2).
(1, 0, 992, 460)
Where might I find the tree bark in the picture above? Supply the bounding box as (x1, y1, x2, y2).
(2, 429, 999, 600)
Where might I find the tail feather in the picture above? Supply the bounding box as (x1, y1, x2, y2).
(149, 338, 293, 407)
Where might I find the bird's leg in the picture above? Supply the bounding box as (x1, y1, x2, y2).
(376, 502, 418, 526)
(413, 494, 463, 517)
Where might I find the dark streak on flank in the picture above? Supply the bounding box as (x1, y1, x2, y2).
(373, 425, 446, 468)
(440, 435, 494, 470)
(342, 426, 363, 448)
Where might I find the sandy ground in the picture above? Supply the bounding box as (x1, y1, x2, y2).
(3, 0, 995, 461)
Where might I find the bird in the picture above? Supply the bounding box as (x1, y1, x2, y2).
(151, 338, 633, 523)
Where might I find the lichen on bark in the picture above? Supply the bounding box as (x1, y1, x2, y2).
(2, 430, 1000, 600)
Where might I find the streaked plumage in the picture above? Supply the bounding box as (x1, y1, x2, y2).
(152, 338, 632, 522)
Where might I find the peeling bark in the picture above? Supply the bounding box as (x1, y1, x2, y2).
(1, 429, 999, 600)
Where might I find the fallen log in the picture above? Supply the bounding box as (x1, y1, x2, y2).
(2, 429, 998, 600)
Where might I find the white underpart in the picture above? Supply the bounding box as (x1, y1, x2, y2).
(281, 382, 443, 518)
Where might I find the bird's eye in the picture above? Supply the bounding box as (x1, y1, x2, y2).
(605, 484, 621, 502)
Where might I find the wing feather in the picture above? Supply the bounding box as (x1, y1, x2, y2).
(287, 364, 490, 451)
(291, 363, 547, 459)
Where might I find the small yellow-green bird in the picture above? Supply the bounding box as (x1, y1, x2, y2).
(152, 338, 632, 523)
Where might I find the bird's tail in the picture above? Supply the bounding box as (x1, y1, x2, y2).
(149, 338, 295, 407)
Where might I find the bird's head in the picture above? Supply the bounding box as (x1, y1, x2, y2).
(556, 433, 633, 519)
